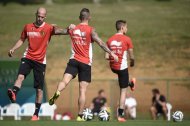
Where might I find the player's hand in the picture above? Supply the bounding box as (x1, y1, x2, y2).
(111, 52, 118, 62)
(130, 59, 135, 67)
(8, 49, 14, 57)
(68, 24, 76, 30)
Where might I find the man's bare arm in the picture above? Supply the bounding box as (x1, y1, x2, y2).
(91, 30, 111, 54)
(8, 39, 24, 57)
(54, 26, 69, 35)
(91, 30, 118, 62)
(128, 48, 135, 67)
(53, 24, 76, 35)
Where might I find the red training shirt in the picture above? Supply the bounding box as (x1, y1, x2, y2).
(20, 22, 54, 64)
(106, 33, 133, 70)
(69, 23, 94, 65)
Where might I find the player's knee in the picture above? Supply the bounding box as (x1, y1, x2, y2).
(17, 75, 25, 82)
(36, 89, 43, 95)
(162, 106, 167, 112)
(150, 106, 155, 112)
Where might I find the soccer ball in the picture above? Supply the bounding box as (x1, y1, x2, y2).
(172, 111, 184, 122)
(98, 109, 110, 121)
(82, 108, 93, 121)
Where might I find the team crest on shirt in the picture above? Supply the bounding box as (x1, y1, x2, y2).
(40, 31, 45, 36)
(31, 27, 34, 31)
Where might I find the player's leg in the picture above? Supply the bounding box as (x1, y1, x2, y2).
(117, 69, 129, 122)
(76, 62, 91, 121)
(49, 73, 73, 105)
(77, 81, 89, 121)
(162, 105, 168, 120)
(49, 59, 78, 105)
(150, 106, 157, 120)
(118, 88, 127, 122)
(31, 60, 46, 121)
(7, 58, 31, 103)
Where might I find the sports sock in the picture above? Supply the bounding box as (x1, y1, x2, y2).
(34, 103, 41, 116)
(78, 114, 83, 118)
(118, 108, 124, 117)
(12, 86, 20, 95)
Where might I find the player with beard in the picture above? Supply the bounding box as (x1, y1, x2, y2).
(7, 7, 74, 121)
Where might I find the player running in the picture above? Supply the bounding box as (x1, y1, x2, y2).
(49, 8, 118, 121)
(7, 7, 73, 121)
(105, 20, 136, 122)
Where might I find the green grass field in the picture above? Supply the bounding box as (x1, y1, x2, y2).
(0, 120, 190, 126)
(0, 0, 189, 78)
(0, 0, 190, 122)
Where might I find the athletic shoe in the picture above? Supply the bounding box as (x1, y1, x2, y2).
(31, 115, 39, 121)
(76, 116, 85, 121)
(7, 89, 16, 103)
(117, 116, 126, 122)
(129, 78, 136, 91)
(49, 91, 60, 105)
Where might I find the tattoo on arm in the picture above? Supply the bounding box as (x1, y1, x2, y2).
(91, 30, 112, 54)
(54, 27, 69, 35)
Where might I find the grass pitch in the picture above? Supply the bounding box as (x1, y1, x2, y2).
(0, 120, 190, 126)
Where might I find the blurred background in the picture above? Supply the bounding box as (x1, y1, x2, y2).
(0, 0, 190, 120)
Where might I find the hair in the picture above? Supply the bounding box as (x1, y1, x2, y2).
(115, 20, 126, 31)
(152, 88, 160, 94)
(79, 8, 90, 21)
(98, 89, 105, 95)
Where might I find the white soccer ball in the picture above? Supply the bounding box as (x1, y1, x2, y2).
(82, 108, 93, 121)
(172, 111, 184, 122)
(98, 109, 110, 121)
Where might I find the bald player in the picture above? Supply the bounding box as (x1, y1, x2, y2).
(7, 7, 72, 121)
(49, 8, 118, 121)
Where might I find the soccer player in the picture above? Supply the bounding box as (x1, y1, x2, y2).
(48, 8, 118, 121)
(7, 7, 73, 121)
(105, 20, 136, 122)
(150, 88, 167, 120)
(89, 89, 107, 115)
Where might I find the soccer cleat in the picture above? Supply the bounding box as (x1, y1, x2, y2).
(76, 116, 85, 121)
(117, 116, 126, 122)
(129, 78, 136, 91)
(31, 115, 39, 121)
(7, 89, 16, 103)
(49, 91, 60, 105)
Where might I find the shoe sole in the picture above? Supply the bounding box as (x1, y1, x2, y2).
(7, 89, 16, 103)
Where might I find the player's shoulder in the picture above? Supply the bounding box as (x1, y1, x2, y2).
(24, 23, 33, 27)
(44, 22, 53, 28)
(78, 24, 94, 30)
(123, 35, 131, 40)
